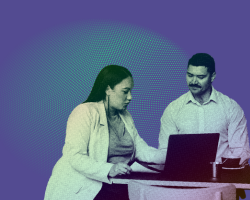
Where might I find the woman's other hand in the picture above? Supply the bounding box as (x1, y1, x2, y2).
(108, 162, 132, 177)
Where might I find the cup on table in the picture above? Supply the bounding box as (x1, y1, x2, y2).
(221, 157, 241, 168)
(210, 162, 222, 179)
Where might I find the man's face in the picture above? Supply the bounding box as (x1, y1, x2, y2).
(186, 65, 216, 96)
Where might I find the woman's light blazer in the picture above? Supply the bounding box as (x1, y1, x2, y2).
(44, 101, 165, 200)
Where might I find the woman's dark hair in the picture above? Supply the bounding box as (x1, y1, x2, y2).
(83, 65, 133, 103)
(188, 53, 216, 74)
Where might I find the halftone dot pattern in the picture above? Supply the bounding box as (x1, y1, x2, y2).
(2, 20, 189, 173)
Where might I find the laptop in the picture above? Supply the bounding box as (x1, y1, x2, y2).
(161, 133, 220, 180)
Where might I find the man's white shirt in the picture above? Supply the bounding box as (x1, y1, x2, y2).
(159, 86, 250, 164)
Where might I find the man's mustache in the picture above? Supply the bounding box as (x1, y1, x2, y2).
(189, 84, 201, 88)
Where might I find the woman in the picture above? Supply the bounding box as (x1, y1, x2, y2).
(44, 65, 165, 200)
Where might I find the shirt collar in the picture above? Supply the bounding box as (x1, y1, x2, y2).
(209, 86, 217, 103)
(186, 86, 218, 105)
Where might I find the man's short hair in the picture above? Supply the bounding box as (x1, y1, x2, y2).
(188, 53, 215, 74)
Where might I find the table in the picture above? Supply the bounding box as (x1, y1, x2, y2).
(111, 164, 250, 190)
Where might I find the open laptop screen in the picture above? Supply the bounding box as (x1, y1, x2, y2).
(163, 133, 220, 179)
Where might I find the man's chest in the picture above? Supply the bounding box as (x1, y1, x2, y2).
(174, 104, 229, 134)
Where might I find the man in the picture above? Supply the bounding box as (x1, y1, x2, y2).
(158, 53, 250, 165)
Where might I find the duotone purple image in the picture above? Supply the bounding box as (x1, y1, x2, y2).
(1, 1, 250, 199)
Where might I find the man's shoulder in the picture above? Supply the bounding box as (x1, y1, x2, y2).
(162, 91, 189, 114)
(214, 89, 246, 117)
(215, 89, 239, 107)
(168, 91, 190, 107)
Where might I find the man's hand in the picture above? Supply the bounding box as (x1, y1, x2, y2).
(108, 162, 132, 177)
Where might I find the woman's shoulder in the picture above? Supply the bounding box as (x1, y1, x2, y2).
(69, 102, 103, 118)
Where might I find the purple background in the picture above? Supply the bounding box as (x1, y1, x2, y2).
(1, 1, 250, 199)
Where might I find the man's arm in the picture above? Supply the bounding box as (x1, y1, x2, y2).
(225, 100, 250, 164)
(158, 103, 179, 150)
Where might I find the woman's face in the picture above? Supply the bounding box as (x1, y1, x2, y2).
(108, 76, 134, 111)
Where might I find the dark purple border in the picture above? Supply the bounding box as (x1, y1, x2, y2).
(1, 1, 250, 199)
